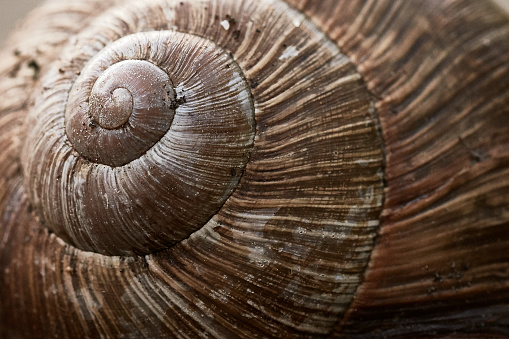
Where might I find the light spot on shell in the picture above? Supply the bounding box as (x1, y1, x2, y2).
(220, 20, 230, 30)
(355, 159, 370, 167)
(279, 45, 299, 60)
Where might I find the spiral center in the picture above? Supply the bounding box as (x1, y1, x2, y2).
(92, 87, 133, 129)
(66, 59, 176, 166)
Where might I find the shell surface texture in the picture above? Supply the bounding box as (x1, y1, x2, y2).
(1, 0, 509, 338)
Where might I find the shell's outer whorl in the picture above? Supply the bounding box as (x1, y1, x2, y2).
(286, 0, 509, 336)
(1, 0, 384, 338)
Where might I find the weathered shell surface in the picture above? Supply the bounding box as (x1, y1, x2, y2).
(0, 0, 508, 338)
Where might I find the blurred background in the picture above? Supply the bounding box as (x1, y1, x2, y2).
(0, 0, 41, 47)
(1, 0, 509, 47)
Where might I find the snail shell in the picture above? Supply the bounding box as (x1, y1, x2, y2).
(0, 0, 509, 337)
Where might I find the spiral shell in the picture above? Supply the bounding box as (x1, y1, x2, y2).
(22, 29, 258, 255)
(1, 0, 509, 337)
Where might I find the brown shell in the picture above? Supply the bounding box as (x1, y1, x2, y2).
(0, 0, 508, 338)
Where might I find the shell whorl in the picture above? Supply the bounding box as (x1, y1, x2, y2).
(20, 0, 384, 258)
(5, 0, 384, 335)
(22, 30, 256, 255)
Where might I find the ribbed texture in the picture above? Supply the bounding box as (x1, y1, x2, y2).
(286, 0, 509, 336)
(0, 0, 383, 337)
(22, 30, 256, 255)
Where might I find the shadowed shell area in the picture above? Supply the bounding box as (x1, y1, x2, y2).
(0, 0, 508, 338)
